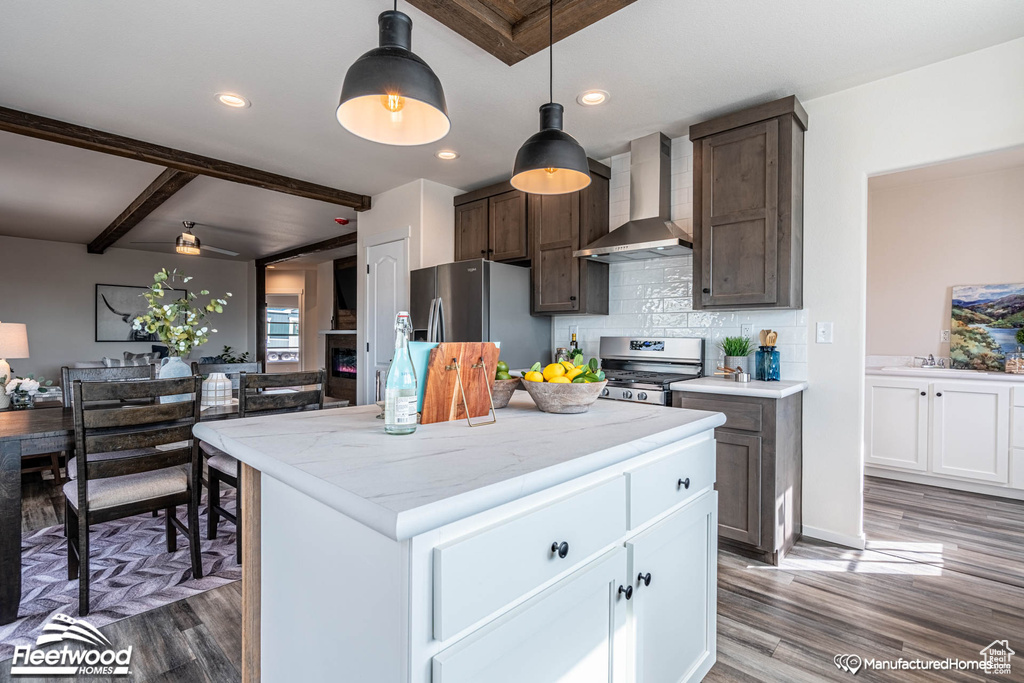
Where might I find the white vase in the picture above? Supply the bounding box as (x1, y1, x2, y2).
(202, 372, 232, 407)
(159, 356, 193, 403)
(0, 359, 11, 410)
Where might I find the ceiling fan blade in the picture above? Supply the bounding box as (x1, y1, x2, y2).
(131, 241, 173, 245)
(203, 245, 241, 256)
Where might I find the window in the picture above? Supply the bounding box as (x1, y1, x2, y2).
(266, 306, 300, 364)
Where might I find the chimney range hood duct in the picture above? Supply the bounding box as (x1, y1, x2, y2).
(574, 132, 692, 263)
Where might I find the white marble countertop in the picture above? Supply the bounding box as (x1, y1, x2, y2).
(193, 394, 724, 541)
(866, 366, 1024, 383)
(669, 376, 808, 399)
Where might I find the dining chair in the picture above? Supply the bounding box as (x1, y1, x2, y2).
(60, 365, 155, 408)
(66, 376, 204, 616)
(201, 369, 325, 563)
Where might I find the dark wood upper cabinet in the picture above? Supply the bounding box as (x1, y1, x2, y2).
(488, 190, 528, 262)
(452, 159, 610, 316)
(690, 96, 806, 310)
(455, 198, 489, 262)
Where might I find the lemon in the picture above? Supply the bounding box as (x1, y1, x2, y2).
(566, 367, 584, 380)
(543, 363, 566, 381)
(548, 376, 571, 384)
(560, 360, 575, 371)
(524, 371, 544, 383)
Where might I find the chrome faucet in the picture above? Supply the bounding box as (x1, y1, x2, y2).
(915, 354, 946, 368)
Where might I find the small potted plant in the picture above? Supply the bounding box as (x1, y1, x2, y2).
(1007, 329, 1024, 375)
(4, 374, 53, 410)
(718, 336, 753, 373)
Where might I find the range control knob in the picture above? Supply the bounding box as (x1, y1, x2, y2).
(622, 390, 633, 399)
(637, 392, 648, 401)
(601, 388, 610, 397)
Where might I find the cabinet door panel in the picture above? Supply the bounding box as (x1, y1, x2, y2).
(432, 547, 628, 683)
(455, 199, 489, 262)
(488, 190, 528, 262)
(629, 492, 717, 683)
(931, 382, 1010, 483)
(532, 194, 581, 313)
(700, 121, 779, 307)
(864, 377, 929, 471)
(714, 431, 761, 546)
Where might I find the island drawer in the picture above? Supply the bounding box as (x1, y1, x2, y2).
(433, 476, 627, 641)
(625, 436, 716, 529)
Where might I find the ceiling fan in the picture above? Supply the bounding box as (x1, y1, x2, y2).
(132, 221, 240, 257)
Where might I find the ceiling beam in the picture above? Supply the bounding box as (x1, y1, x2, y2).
(87, 168, 197, 254)
(0, 106, 372, 212)
(255, 232, 358, 268)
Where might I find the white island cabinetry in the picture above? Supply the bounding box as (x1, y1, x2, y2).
(194, 394, 724, 683)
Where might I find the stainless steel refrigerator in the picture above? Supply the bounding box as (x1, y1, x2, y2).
(410, 259, 551, 371)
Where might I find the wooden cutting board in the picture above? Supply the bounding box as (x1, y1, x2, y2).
(421, 342, 501, 425)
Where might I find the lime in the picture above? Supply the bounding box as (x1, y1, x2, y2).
(495, 371, 512, 381)
(496, 361, 509, 373)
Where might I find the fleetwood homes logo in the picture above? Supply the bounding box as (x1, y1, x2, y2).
(11, 614, 133, 676)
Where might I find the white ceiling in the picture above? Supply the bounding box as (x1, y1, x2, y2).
(1, 0, 1023, 256)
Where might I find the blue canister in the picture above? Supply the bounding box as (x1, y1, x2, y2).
(755, 346, 781, 381)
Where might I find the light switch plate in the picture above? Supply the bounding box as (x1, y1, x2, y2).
(741, 324, 753, 338)
(816, 322, 834, 344)
(940, 330, 950, 342)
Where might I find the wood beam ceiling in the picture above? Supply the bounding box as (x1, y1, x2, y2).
(405, 0, 637, 65)
(255, 232, 358, 269)
(86, 168, 197, 254)
(0, 106, 372, 211)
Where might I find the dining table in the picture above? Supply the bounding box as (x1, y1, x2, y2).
(0, 395, 349, 625)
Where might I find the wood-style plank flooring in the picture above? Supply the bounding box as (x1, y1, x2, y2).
(4, 474, 1023, 682)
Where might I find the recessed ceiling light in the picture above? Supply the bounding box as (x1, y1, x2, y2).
(576, 90, 609, 106)
(436, 150, 459, 160)
(216, 93, 250, 108)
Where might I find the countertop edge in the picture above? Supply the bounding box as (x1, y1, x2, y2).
(194, 410, 726, 541)
(865, 367, 1024, 384)
(669, 379, 808, 399)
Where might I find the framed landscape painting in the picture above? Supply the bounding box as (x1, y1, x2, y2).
(95, 283, 186, 342)
(950, 283, 1024, 371)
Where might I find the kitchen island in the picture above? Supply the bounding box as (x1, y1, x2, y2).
(194, 393, 725, 683)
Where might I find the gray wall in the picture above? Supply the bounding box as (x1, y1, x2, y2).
(0, 234, 252, 381)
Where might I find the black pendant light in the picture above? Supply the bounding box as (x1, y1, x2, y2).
(337, 2, 450, 146)
(511, 0, 591, 195)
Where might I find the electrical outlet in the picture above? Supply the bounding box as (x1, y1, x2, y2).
(816, 322, 834, 344)
(741, 324, 753, 338)
(940, 330, 950, 343)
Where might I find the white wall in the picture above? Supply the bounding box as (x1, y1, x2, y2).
(553, 136, 808, 379)
(0, 234, 251, 380)
(315, 260, 334, 369)
(800, 36, 1024, 547)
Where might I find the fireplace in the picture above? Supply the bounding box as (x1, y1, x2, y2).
(325, 333, 357, 404)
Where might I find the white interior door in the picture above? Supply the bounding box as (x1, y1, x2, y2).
(864, 377, 930, 471)
(365, 239, 408, 402)
(931, 381, 1010, 483)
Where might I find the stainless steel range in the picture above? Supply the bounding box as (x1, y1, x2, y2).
(598, 336, 704, 405)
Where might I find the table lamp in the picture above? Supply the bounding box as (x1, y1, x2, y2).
(0, 321, 30, 410)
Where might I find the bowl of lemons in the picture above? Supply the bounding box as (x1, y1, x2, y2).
(492, 360, 520, 409)
(521, 359, 607, 414)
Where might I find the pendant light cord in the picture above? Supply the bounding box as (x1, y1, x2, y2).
(549, 0, 553, 104)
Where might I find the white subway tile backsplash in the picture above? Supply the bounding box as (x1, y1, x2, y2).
(551, 133, 807, 382)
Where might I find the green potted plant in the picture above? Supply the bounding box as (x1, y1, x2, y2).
(718, 336, 753, 373)
(132, 269, 232, 399)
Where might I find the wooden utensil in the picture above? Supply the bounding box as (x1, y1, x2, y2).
(421, 342, 501, 425)
(767, 331, 778, 346)
(759, 329, 768, 346)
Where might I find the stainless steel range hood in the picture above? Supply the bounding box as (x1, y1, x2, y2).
(574, 132, 692, 263)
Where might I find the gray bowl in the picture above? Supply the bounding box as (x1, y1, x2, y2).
(491, 377, 521, 409)
(522, 380, 608, 414)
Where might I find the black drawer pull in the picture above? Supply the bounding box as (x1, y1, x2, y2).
(678, 477, 690, 490)
(637, 572, 652, 587)
(920, 391, 926, 396)
(936, 392, 943, 397)
(550, 541, 569, 559)
(702, 287, 710, 294)
(618, 585, 633, 600)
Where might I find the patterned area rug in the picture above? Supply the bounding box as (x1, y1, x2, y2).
(0, 491, 240, 660)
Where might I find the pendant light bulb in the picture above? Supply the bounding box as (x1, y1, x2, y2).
(510, 0, 590, 194)
(337, 8, 450, 146)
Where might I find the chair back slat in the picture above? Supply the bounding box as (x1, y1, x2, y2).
(243, 370, 323, 390)
(79, 376, 196, 402)
(238, 370, 325, 418)
(191, 362, 262, 390)
(86, 447, 191, 480)
(83, 401, 194, 429)
(61, 365, 155, 407)
(85, 423, 194, 454)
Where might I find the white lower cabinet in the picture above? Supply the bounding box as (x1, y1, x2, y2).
(432, 547, 629, 683)
(628, 492, 718, 683)
(864, 377, 929, 471)
(931, 381, 1010, 483)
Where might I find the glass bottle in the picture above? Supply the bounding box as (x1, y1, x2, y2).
(384, 311, 418, 435)
(755, 346, 781, 381)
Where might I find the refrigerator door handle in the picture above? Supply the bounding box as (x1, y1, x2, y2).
(426, 297, 437, 343)
(435, 297, 446, 343)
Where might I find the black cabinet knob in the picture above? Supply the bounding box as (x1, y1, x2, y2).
(618, 585, 633, 600)
(920, 391, 926, 396)
(936, 392, 943, 397)
(480, 250, 487, 255)
(702, 287, 710, 294)
(569, 296, 577, 301)
(551, 541, 569, 559)
(637, 572, 652, 587)
(678, 477, 690, 490)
